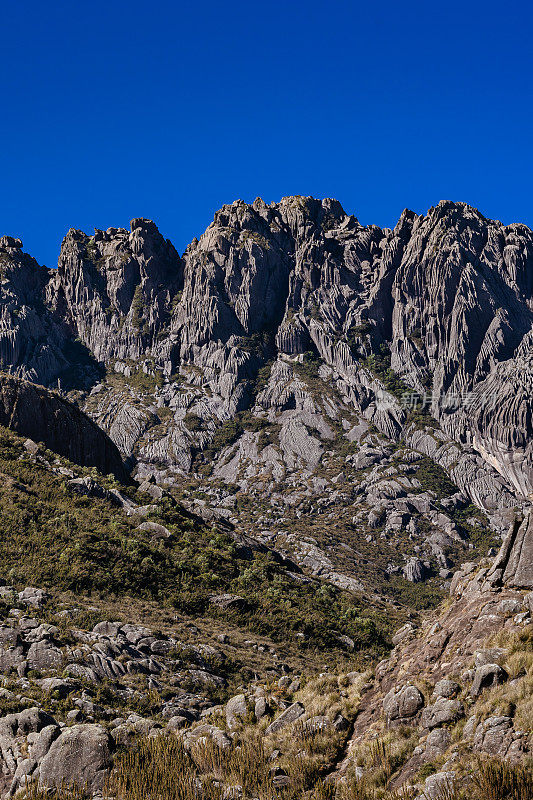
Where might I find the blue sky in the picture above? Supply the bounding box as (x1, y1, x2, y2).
(1, 0, 531, 267)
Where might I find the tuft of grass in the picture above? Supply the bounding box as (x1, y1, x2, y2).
(472, 757, 533, 800)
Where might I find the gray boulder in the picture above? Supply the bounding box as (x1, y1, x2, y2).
(403, 558, 427, 583)
(433, 679, 460, 698)
(424, 727, 451, 757)
(26, 641, 62, 672)
(38, 723, 113, 793)
(421, 772, 457, 800)
(488, 512, 533, 589)
(225, 694, 248, 729)
(383, 684, 424, 722)
(182, 724, 231, 750)
(420, 697, 464, 729)
(470, 664, 508, 698)
(265, 702, 305, 735)
(18, 587, 48, 609)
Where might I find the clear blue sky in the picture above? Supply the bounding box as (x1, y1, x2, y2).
(1, 0, 531, 267)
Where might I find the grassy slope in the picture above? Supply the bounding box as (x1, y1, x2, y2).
(0, 426, 396, 667)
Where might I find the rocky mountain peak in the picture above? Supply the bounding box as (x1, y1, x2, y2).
(0, 235, 23, 251)
(0, 196, 533, 591)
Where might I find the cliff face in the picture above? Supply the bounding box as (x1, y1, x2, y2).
(1, 197, 533, 589)
(47, 218, 183, 365)
(42, 198, 533, 501)
(0, 374, 128, 482)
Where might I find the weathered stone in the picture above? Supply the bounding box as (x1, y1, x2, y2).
(421, 772, 457, 800)
(182, 724, 231, 750)
(225, 694, 248, 729)
(265, 702, 305, 735)
(488, 513, 533, 589)
(424, 727, 451, 757)
(433, 679, 460, 698)
(0, 376, 128, 481)
(470, 664, 508, 698)
(403, 558, 427, 583)
(392, 623, 415, 647)
(209, 594, 248, 611)
(420, 697, 464, 729)
(383, 684, 424, 722)
(255, 696, 269, 720)
(38, 723, 113, 793)
(472, 715, 514, 757)
(26, 641, 62, 672)
(18, 587, 48, 609)
(136, 520, 172, 539)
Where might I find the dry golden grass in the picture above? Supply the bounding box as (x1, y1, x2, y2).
(350, 730, 418, 790)
(294, 671, 368, 721)
(471, 625, 533, 729)
(472, 756, 533, 800)
(19, 739, 533, 800)
(338, 777, 418, 799)
(21, 785, 83, 800)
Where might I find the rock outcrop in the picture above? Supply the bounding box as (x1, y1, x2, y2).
(335, 520, 532, 787)
(487, 511, 533, 588)
(2, 200, 533, 497)
(0, 374, 128, 481)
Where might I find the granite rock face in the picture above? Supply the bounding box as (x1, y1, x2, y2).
(487, 511, 533, 588)
(1, 198, 533, 585)
(335, 539, 533, 787)
(2, 201, 533, 494)
(47, 218, 183, 365)
(0, 375, 128, 481)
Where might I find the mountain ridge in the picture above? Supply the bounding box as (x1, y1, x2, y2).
(1, 196, 533, 597)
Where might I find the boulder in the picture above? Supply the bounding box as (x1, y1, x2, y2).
(136, 520, 172, 539)
(225, 694, 248, 729)
(182, 724, 231, 750)
(421, 772, 457, 800)
(424, 727, 451, 757)
(470, 664, 508, 698)
(18, 587, 48, 609)
(265, 702, 305, 735)
(38, 724, 113, 793)
(383, 684, 424, 722)
(254, 697, 269, 720)
(403, 558, 427, 583)
(433, 679, 459, 698)
(420, 697, 464, 729)
(488, 513, 533, 589)
(26, 641, 62, 672)
(92, 621, 122, 638)
(333, 713, 350, 731)
(392, 623, 415, 646)
(472, 715, 514, 757)
(209, 594, 249, 611)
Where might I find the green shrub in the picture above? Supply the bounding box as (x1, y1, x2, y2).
(414, 456, 458, 498)
(130, 285, 144, 329)
(183, 413, 204, 432)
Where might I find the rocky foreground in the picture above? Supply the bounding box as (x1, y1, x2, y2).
(0, 513, 529, 798)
